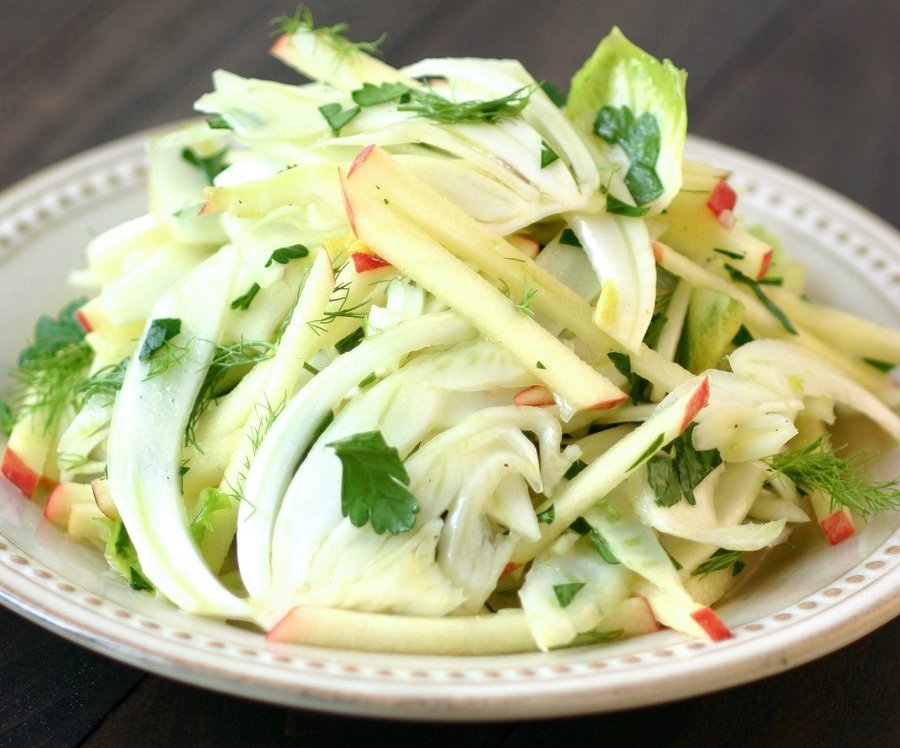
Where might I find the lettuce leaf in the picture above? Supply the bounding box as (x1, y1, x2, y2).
(567, 27, 687, 214)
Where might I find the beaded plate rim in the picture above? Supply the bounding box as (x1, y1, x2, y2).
(0, 130, 897, 721)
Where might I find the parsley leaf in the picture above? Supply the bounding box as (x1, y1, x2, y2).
(607, 351, 650, 404)
(540, 140, 560, 168)
(351, 81, 411, 107)
(588, 530, 620, 564)
(593, 104, 663, 206)
(328, 430, 420, 534)
(318, 102, 361, 133)
(231, 283, 261, 311)
(206, 114, 232, 130)
(559, 228, 582, 247)
(265, 243, 309, 267)
(606, 193, 649, 218)
(139, 318, 181, 361)
(564, 459, 588, 481)
(537, 504, 556, 524)
(553, 582, 585, 608)
(648, 425, 721, 506)
(181, 147, 228, 185)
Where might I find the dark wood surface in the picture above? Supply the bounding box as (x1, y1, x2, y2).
(0, 0, 897, 745)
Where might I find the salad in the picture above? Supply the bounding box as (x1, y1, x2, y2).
(2, 10, 898, 655)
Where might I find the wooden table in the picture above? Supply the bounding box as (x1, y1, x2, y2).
(0, 1, 897, 745)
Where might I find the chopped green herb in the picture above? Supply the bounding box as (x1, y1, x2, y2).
(328, 430, 419, 534)
(302, 361, 320, 376)
(574, 628, 624, 644)
(181, 147, 228, 185)
(536, 360, 547, 370)
(351, 81, 411, 107)
(627, 433, 665, 471)
(139, 318, 182, 361)
(764, 436, 900, 517)
(335, 327, 365, 354)
(643, 313, 668, 348)
(206, 114, 232, 130)
(713, 247, 746, 260)
(564, 459, 588, 481)
(358, 372, 377, 388)
(724, 263, 797, 335)
(606, 193, 649, 217)
(231, 283, 261, 311)
(553, 582, 585, 608)
(648, 424, 721, 507)
(539, 80, 567, 107)
(589, 530, 620, 564)
(537, 504, 556, 524)
(594, 105, 663, 205)
(129, 568, 154, 592)
(695, 549, 744, 578)
(756, 276, 783, 286)
(732, 324, 754, 346)
(569, 516, 591, 534)
(540, 140, 560, 168)
(665, 549, 683, 571)
(307, 281, 369, 335)
(863, 357, 896, 373)
(265, 243, 309, 267)
(559, 228, 582, 247)
(607, 351, 650, 404)
(318, 102, 361, 133)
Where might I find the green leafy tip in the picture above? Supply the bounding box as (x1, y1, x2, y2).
(553, 582, 586, 608)
(272, 6, 386, 57)
(724, 263, 797, 335)
(265, 243, 310, 268)
(8, 298, 92, 432)
(231, 283, 261, 311)
(139, 318, 182, 362)
(181, 147, 229, 185)
(765, 436, 900, 517)
(648, 424, 721, 507)
(328, 430, 420, 534)
(695, 548, 744, 578)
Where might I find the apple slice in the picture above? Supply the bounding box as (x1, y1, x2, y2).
(43, 482, 95, 529)
(341, 147, 627, 414)
(513, 374, 710, 563)
(2, 413, 58, 498)
(67, 502, 108, 549)
(660, 182, 771, 280)
(594, 596, 661, 637)
(808, 489, 856, 545)
(505, 233, 540, 259)
(267, 605, 537, 654)
(91, 478, 120, 521)
(338, 145, 691, 394)
(514, 385, 555, 406)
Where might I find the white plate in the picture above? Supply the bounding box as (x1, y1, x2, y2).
(0, 131, 897, 721)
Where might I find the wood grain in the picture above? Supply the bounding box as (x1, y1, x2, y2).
(0, 0, 896, 746)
